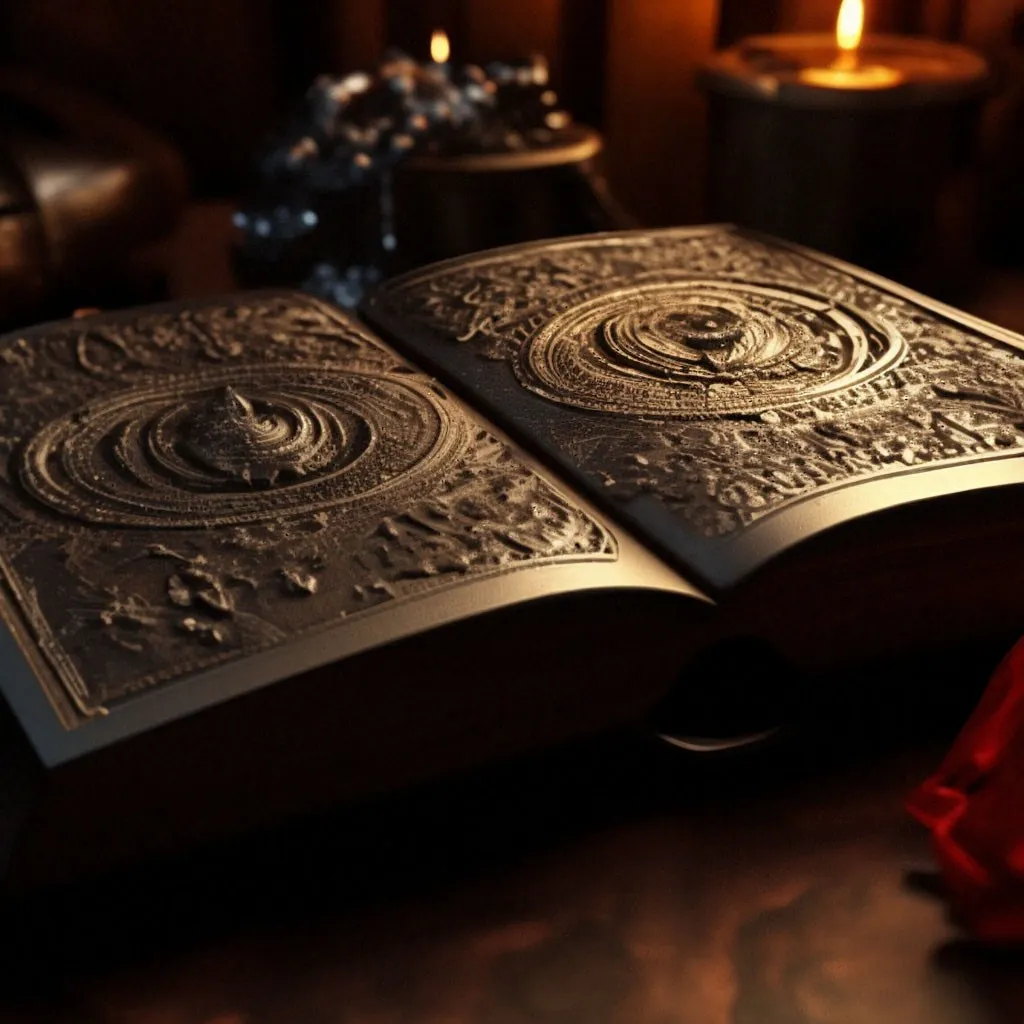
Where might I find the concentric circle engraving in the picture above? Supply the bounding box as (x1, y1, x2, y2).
(20, 363, 464, 527)
(518, 279, 907, 418)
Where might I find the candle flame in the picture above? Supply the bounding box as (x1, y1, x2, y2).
(836, 0, 864, 52)
(431, 29, 450, 64)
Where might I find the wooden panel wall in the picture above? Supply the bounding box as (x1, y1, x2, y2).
(603, 0, 719, 226)
(2, 0, 1009, 214)
(463, 0, 562, 63)
(717, 0, 781, 45)
(329, 0, 386, 72)
(726, 0, 970, 39)
(917, 0, 967, 39)
(962, 0, 1022, 45)
(557, 0, 611, 128)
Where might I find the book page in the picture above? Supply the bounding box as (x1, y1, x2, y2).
(0, 292, 704, 765)
(365, 226, 1024, 591)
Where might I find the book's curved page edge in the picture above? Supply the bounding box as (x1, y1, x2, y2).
(364, 226, 1024, 591)
(631, 454, 1024, 588)
(0, 532, 702, 769)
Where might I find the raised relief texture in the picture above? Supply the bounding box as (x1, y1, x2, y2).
(519, 279, 905, 418)
(0, 294, 614, 724)
(371, 228, 1024, 538)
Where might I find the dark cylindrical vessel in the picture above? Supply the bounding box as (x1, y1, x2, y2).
(700, 35, 991, 294)
(391, 125, 630, 271)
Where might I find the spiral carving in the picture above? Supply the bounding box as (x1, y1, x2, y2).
(20, 363, 464, 528)
(517, 279, 907, 418)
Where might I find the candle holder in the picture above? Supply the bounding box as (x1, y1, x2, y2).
(700, 34, 992, 294)
(390, 124, 626, 272)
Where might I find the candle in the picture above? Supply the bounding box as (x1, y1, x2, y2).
(703, 5, 987, 108)
(798, 0, 903, 90)
(429, 28, 451, 80)
(699, 1, 992, 291)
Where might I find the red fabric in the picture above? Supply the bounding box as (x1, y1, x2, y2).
(907, 638, 1024, 942)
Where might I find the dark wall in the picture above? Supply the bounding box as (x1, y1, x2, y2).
(0, 0, 981, 209)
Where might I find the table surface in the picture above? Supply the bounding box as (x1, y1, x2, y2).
(2, 207, 1024, 1024)
(3, 724, 1023, 1024)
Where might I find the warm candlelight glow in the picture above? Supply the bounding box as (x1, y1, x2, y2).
(836, 0, 864, 54)
(797, 0, 903, 89)
(430, 29, 450, 65)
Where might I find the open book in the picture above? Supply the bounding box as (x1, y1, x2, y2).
(3, 226, 1024, 885)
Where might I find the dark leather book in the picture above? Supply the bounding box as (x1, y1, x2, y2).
(3, 226, 1024, 887)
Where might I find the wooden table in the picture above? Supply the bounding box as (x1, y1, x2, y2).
(2, 208, 1023, 1024)
(2, 688, 1023, 1024)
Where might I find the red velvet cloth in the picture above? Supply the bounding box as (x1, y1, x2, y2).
(907, 638, 1024, 942)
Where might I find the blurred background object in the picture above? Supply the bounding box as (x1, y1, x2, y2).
(392, 124, 628, 269)
(700, 23, 992, 295)
(0, 70, 186, 329)
(977, 4, 1024, 265)
(0, 0, 1022, 323)
(231, 47, 630, 306)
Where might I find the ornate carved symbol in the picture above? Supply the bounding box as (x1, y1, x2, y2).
(19, 363, 465, 529)
(0, 293, 616, 724)
(518, 279, 907, 418)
